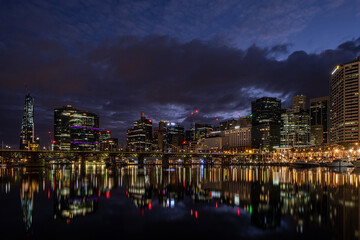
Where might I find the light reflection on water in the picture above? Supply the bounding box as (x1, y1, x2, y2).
(1, 165, 360, 239)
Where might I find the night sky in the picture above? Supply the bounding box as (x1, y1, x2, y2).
(1, 0, 360, 148)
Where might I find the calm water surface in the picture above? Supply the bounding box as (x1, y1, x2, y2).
(0, 164, 359, 239)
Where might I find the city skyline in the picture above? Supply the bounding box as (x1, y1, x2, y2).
(1, 1, 360, 148)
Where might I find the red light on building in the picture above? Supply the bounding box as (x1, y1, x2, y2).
(195, 109, 198, 113)
(48, 131, 51, 134)
(149, 119, 152, 123)
(98, 190, 101, 197)
(237, 208, 240, 216)
(183, 141, 186, 144)
(195, 211, 198, 218)
(48, 189, 50, 199)
(216, 202, 218, 208)
(52, 140, 56, 144)
(106, 191, 109, 199)
(141, 209, 144, 216)
(191, 209, 193, 216)
(99, 132, 101, 134)
(148, 202, 152, 210)
(107, 131, 110, 133)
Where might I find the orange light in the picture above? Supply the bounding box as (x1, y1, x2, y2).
(149, 119, 152, 123)
(195, 211, 198, 218)
(191, 209, 193, 216)
(216, 202, 218, 208)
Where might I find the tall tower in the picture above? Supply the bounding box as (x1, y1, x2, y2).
(20, 93, 35, 149)
(330, 59, 360, 144)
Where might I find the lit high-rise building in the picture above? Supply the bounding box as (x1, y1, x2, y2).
(251, 97, 281, 150)
(280, 109, 310, 147)
(126, 112, 153, 152)
(54, 105, 99, 151)
(330, 59, 360, 144)
(20, 93, 36, 149)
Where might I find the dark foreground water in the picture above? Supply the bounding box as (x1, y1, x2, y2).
(0, 164, 359, 239)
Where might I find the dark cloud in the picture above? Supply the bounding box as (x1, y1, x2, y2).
(0, 35, 360, 147)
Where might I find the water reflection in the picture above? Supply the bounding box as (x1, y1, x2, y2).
(1, 165, 360, 239)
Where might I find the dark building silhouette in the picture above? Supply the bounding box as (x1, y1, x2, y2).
(310, 96, 330, 145)
(251, 97, 281, 150)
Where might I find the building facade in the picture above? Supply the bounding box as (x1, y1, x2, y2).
(127, 112, 153, 152)
(310, 96, 330, 145)
(330, 59, 360, 144)
(54, 105, 99, 151)
(292, 95, 307, 112)
(164, 123, 185, 152)
(280, 109, 310, 147)
(222, 126, 252, 152)
(251, 97, 281, 150)
(99, 131, 118, 151)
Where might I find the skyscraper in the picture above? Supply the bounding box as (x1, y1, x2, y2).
(20, 93, 35, 149)
(164, 123, 185, 152)
(280, 109, 310, 147)
(292, 95, 307, 112)
(54, 105, 99, 151)
(330, 59, 360, 144)
(158, 120, 169, 152)
(310, 96, 329, 145)
(126, 112, 153, 152)
(251, 97, 281, 150)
